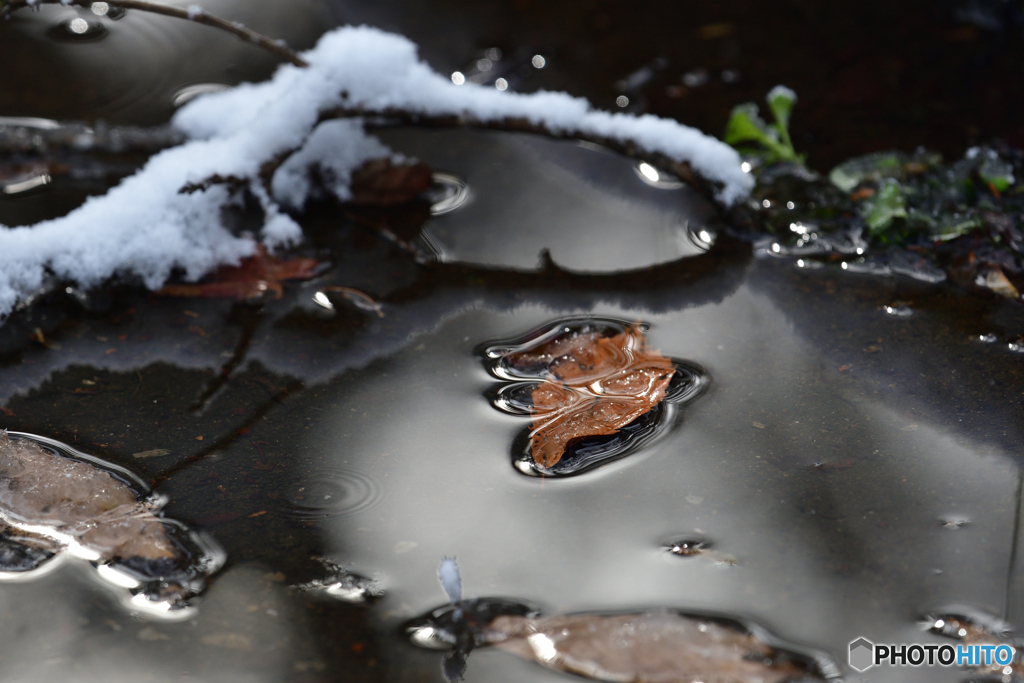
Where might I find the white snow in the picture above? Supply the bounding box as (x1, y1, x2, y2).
(0, 25, 751, 321)
(271, 119, 397, 208)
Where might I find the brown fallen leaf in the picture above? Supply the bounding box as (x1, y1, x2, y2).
(0, 430, 173, 561)
(926, 612, 1021, 678)
(491, 611, 822, 683)
(507, 326, 675, 469)
(977, 267, 1020, 299)
(349, 159, 433, 206)
(0, 431, 223, 610)
(133, 448, 171, 459)
(157, 245, 320, 300)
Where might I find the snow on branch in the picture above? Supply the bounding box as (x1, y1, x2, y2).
(0, 26, 752, 320)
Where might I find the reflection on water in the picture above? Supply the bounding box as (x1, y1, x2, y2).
(306, 281, 1022, 682)
(0, 0, 333, 124)
(52, 17, 106, 41)
(376, 129, 718, 272)
(0, 95, 1021, 679)
(284, 466, 385, 521)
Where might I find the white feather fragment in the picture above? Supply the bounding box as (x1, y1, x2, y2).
(438, 556, 462, 604)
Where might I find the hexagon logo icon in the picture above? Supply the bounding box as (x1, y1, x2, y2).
(849, 637, 875, 672)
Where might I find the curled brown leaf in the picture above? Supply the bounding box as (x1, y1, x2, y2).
(507, 326, 675, 468)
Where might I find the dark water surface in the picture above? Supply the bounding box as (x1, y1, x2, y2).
(1, 2, 1024, 682)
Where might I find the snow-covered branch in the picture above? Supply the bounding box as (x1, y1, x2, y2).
(0, 26, 752, 321)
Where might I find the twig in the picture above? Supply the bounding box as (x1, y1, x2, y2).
(313, 107, 717, 203)
(1, 0, 308, 67)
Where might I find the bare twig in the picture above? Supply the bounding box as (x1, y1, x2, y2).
(0, 119, 184, 154)
(309, 107, 720, 203)
(2, 0, 308, 67)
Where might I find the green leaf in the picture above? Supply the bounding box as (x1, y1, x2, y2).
(724, 104, 777, 148)
(766, 85, 797, 150)
(979, 157, 1014, 193)
(829, 152, 905, 192)
(863, 179, 907, 234)
(724, 102, 798, 164)
(930, 216, 982, 242)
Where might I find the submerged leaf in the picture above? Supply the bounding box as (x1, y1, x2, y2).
(349, 159, 433, 206)
(0, 430, 173, 560)
(0, 431, 223, 613)
(491, 611, 826, 683)
(507, 327, 675, 469)
(158, 245, 319, 299)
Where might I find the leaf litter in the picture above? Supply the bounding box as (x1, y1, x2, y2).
(487, 320, 707, 476)
(492, 611, 824, 683)
(157, 244, 320, 300)
(408, 558, 834, 683)
(0, 430, 224, 617)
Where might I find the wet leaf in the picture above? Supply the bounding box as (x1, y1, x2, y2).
(508, 327, 676, 469)
(766, 85, 798, 155)
(829, 151, 905, 192)
(976, 267, 1020, 299)
(924, 611, 1022, 678)
(0, 430, 173, 561)
(0, 431, 223, 612)
(158, 245, 319, 300)
(487, 320, 706, 477)
(862, 178, 907, 234)
(349, 159, 433, 206)
(977, 151, 1015, 193)
(491, 611, 825, 683)
(133, 448, 171, 459)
